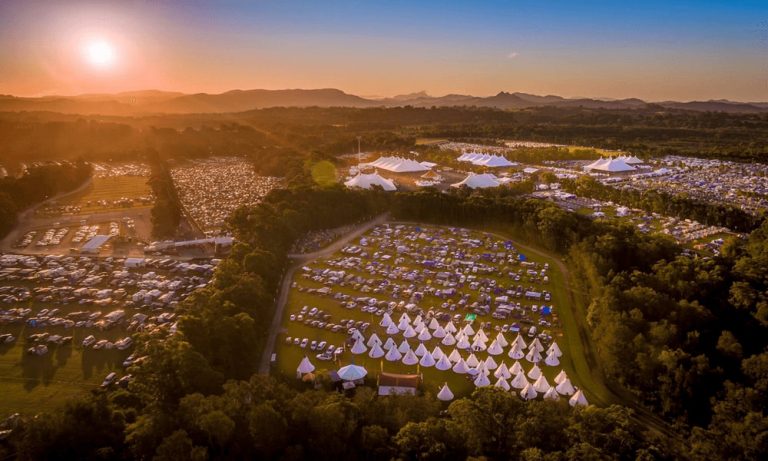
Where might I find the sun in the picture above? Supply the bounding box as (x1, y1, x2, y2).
(84, 40, 116, 69)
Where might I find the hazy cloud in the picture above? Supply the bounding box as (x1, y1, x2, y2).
(507, 51, 519, 59)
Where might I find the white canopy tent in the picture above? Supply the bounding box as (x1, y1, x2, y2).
(344, 172, 397, 191)
(451, 173, 500, 189)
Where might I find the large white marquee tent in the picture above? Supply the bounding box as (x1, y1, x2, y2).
(584, 157, 636, 173)
(366, 156, 430, 173)
(451, 173, 500, 189)
(344, 172, 397, 191)
(458, 152, 516, 168)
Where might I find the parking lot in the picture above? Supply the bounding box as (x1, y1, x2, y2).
(0, 254, 215, 415)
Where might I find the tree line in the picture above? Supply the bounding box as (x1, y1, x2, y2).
(0, 161, 91, 239)
(2, 185, 766, 460)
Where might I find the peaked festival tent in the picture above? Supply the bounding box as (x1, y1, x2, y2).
(337, 364, 367, 381)
(297, 356, 315, 375)
(451, 173, 500, 189)
(344, 172, 397, 191)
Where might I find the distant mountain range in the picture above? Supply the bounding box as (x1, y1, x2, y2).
(1, 88, 766, 115)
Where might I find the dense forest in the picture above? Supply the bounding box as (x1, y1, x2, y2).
(1, 105, 767, 168)
(2, 180, 765, 460)
(0, 162, 92, 238)
(560, 175, 765, 233)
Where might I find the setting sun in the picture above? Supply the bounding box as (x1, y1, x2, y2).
(84, 40, 115, 69)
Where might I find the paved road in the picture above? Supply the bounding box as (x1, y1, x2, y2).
(257, 213, 390, 374)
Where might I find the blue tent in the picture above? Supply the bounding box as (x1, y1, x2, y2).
(518, 254, 527, 262)
(542, 306, 552, 316)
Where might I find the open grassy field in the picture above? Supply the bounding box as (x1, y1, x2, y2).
(0, 319, 128, 417)
(275, 223, 578, 400)
(415, 138, 449, 146)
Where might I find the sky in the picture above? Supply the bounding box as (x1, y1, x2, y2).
(0, 0, 766, 101)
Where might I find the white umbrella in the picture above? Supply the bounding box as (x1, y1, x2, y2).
(337, 364, 367, 381)
(368, 342, 385, 359)
(419, 351, 436, 367)
(437, 382, 454, 401)
(435, 354, 452, 371)
(297, 356, 315, 374)
(385, 346, 403, 362)
(414, 342, 429, 357)
(569, 390, 588, 407)
(402, 350, 419, 366)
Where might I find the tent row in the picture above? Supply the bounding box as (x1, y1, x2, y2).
(366, 156, 431, 173)
(457, 152, 517, 168)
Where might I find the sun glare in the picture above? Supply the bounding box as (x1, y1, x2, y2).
(84, 40, 116, 69)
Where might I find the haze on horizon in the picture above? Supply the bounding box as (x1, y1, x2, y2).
(1, 0, 766, 102)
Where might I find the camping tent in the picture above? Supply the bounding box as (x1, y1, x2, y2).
(437, 382, 455, 401)
(297, 356, 315, 375)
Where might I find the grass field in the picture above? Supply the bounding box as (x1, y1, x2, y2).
(275, 224, 579, 400)
(0, 321, 128, 417)
(55, 176, 152, 214)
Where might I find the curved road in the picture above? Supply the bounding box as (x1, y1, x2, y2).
(259, 216, 676, 440)
(257, 213, 390, 374)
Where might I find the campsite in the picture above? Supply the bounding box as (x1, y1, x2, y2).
(277, 223, 585, 404)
